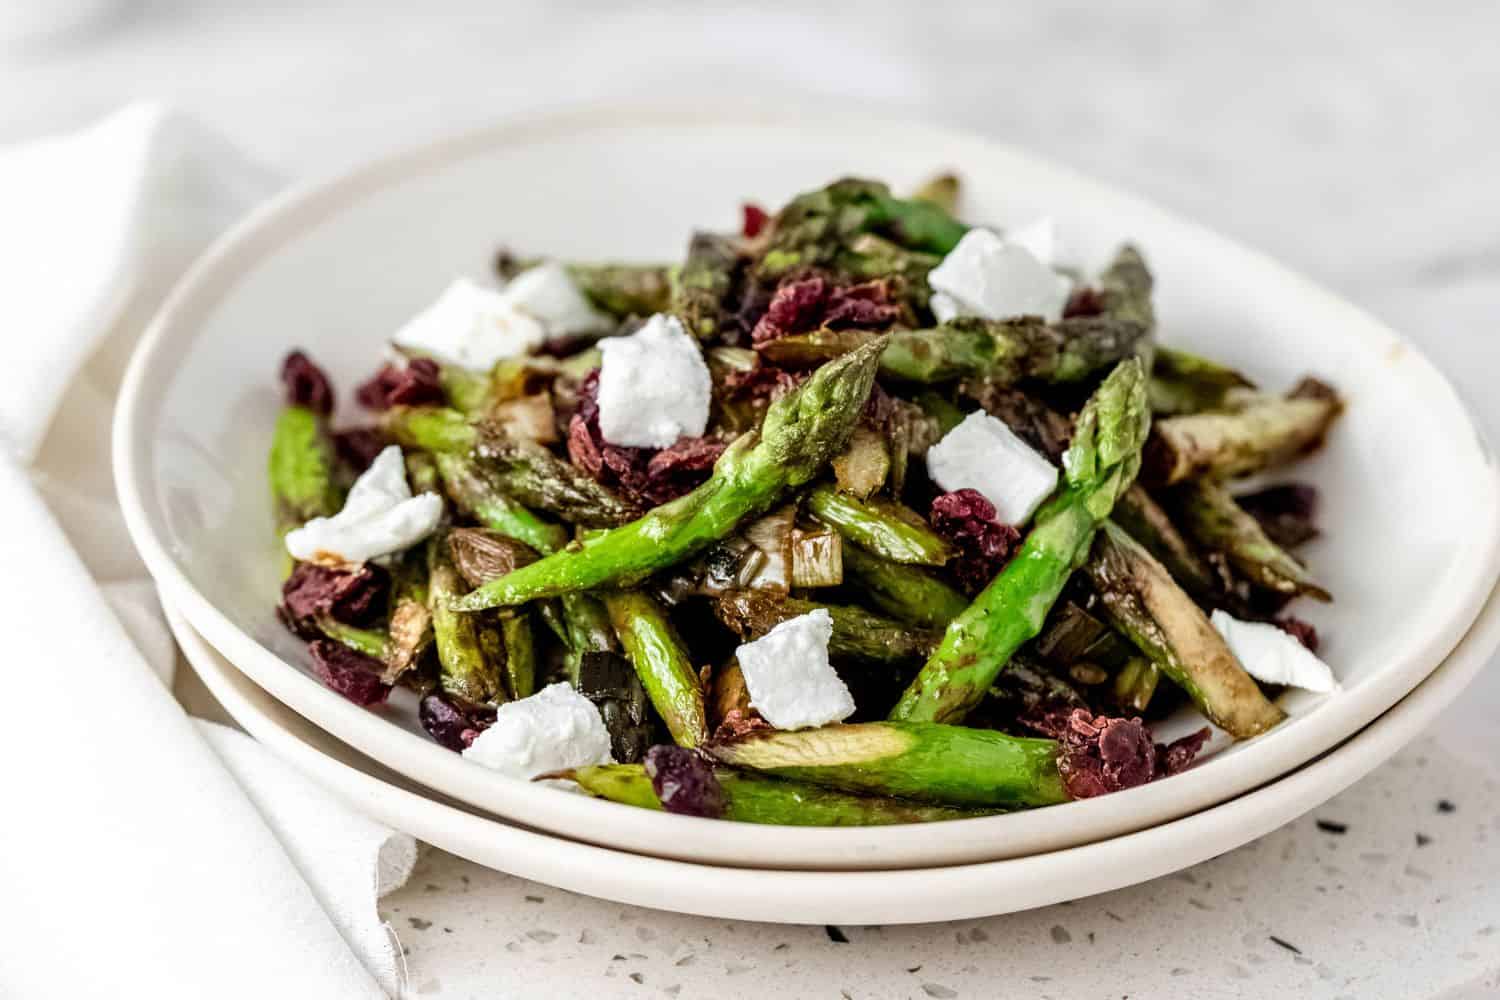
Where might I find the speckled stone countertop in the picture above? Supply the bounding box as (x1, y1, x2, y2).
(8, 3, 1496, 996)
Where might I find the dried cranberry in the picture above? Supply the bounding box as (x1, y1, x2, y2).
(1156, 727, 1211, 777)
(1063, 287, 1105, 318)
(929, 489, 1021, 592)
(355, 358, 445, 410)
(308, 640, 391, 706)
(721, 364, 800, 402)
(333, 427, 390, 474)
(741, 202, 770, 239)
(566, 370, 725, 506)
(1276, 615, 1321, 653)
(281, 351, 334, 415)
(1054, 709, 1158, 799)
(280, 562, 390, 637)
(419, 693, 496, 751)
(750, 275, 901, 347)
(644, 745, 725, 819)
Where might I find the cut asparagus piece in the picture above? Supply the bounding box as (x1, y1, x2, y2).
(567, 764, 992, 825)
(500, 613, 537, 701)
(428, 539, 508, 705)
(452, 339, 886, 609)
(909, 173, 960, 214)
(433, 452, 569, 554)
(1148, 346, 1254, 415)
(672, 232, 742, 341)
(496, 254, 671, 318)
(269, 405, 342, 538)
(1111, 484, 1223, 607)
(706, 722, 1068, 808)
(1084, 521, 1285, 738)
(891, 358, 1150, 724)
(840, 544, 970, 631)
(604, 591, 710, 748)
(711, 590, 940, 666)
(1171, 479, 1331, 601)
(806, 484, 952, 566)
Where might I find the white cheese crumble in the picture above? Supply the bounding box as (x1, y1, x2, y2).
(735, 609, 855, 731)
(925, 410, 1059, 526)
(501, 260, 610, 338)
(596, 313, 712, 449)
(927, 224, 1072, 324)
(392, 277, 547, 371)
(462, 682, 615, 780)
(1211, 610, 1337, 693)
(285, 445, 443, 564)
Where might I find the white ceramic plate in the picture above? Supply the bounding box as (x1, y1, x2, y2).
(117, 103, 1500, 871)
(165, 579, 1500, 924)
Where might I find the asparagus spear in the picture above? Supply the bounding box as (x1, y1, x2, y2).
(1143, 380, 1342, 485)
(428, 539, 508, 705)
(603, 591, 710, 748)
(500, 613, 537, 701)
(496, 254, 672, 318)
(805, 484, 952, 566)
(910, 173, 960, 214)
(1171, 479, 1332, 601)
(268, 405, 342, 537)
(557, 593, 618, 684)
(452, 339, 887, 610)
(389, 409, 635, 527)
(891, 358, 1150, 724)
(567, 764, 991, 825)
(433, 452, 569, 553)
(706, 722, 1068, 808)
(314, 616, 387, 659)
(840, 544, 970, 630)
(1085, 521, 1285, 737)
(672, 232, 742, 341)
(711, 590, 940, 666)
(759, 315, 1147, 386)
(1148, 346, 1254, 415)
(1096, 244, 1155, 336)
(1113, 656, 1161, 714)
(1111, 484, 1223, 607)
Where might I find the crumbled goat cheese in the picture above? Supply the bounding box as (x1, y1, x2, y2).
(596, 313, 712, 448)
(392, 277, 547, 370)
(926, 410, 1059, 526)
(927, 225, 1072, 324)
(1211, 610, 1337, 693)
(735, 609, 855, 731)
(462, 682, 615, 780)
(285, 445, 443, 564)
(501, 260, 610, 338)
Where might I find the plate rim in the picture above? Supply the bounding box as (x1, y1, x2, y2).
(164, 577, 1500, 924)
(114, 100, 1500, 871)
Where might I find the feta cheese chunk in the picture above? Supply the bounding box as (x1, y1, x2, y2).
(392, 277, 547, 371)
(285, 446, 442, 564)
(1211, 610, 1337, 693)
(927, 225, 1072, 323)
(926, 411, 1059, 526)
(502, 260, 610, 338)
(596, 313, 712, 448)
(735, 609, 855, 731)
(462, 682, 615, 780)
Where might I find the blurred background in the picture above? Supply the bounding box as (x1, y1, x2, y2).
(2, 1, 1495, 438)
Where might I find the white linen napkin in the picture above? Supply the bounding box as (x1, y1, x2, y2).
(0, 105, 416, 1000)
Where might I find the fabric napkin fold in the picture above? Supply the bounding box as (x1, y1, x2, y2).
(0, 105, 416, 1000)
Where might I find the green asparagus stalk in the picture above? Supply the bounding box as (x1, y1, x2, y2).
(314, 616, 387, 659)
(500, 613, 537, 701)
(909, 173, 960, 214)
(1111, 484, 1223, 606)
(1148, 346, 1254, 415)
(1171, 480, 1331, 601)
(1143, 381, 1342, 485)
(672, 232, 742, 341)
(1113, 656, 1161, 714)
(1085, 520, 1285, 736)
(759, 315, 1147, 386)
(603, 591, 710, 748)
(428, 539, 508, 705)
(567, 764, 992, 826)
(1096, 244, 1155, 336)
(496, 254, 672, 318)
(805, 484, 952, 566)
(840, 544, 970, 630)
(711, 590, 940, 666)
(706, 722, 1068, 808)
(891, 358, 1150, 724)
(558, 593, 618, 684)
(452, 339, 887, 610)
(388, 409, 635, 526)
(268, 406, 342, 537)
(433, 452, 569, 553)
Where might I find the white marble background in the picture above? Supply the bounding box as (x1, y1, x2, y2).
(5, 2, 1498, 997)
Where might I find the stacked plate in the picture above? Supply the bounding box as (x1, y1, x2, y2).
(115, 106, 1500, 923)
